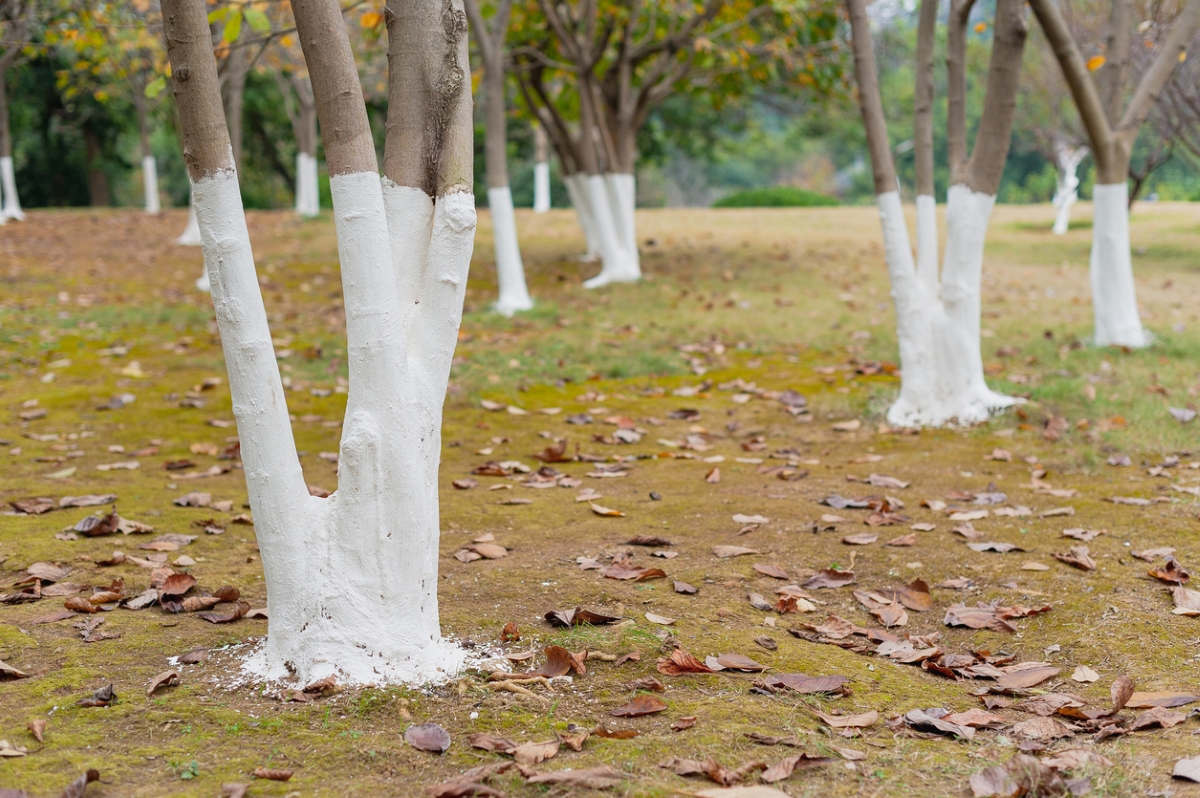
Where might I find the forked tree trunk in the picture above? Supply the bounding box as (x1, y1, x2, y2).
(1030, 0, 1200, 346)
(163, 0, 475, 685)
(848, 0, 1025, 427)
(465, 0, 532, 316)
(1051, 143, 1087, 234)
(533, 121, 550, 212)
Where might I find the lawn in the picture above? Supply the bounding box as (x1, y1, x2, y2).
(2, 200, 1200, 797)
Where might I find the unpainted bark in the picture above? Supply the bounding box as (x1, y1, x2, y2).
(164, 0, 233, 178)
(384, 0, 474, 197)
(1096, 0, 1132, 126)
(0, 1, 32, 160)
(465, 0, 513, 190)
(291, 0, 376, 176)
(960, 0, 1028, 194)
(0, 66, 10, 159)
(847, 0, 896, 193)
(534, 118, 548, 162)
(946, 0, 977, 182)
(914, 0, 938, 198)
(292, 73, 318, 158)
(84, 128, 111, 206)
(221, 43, 248, 170)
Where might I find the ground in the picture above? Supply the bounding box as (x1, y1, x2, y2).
(1, 201, 1200, 797)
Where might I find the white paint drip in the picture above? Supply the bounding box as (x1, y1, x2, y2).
(582, 173, 640, 289)
(142, 156, 160, 215)
(1090, 182, 1149, 347)
(487, 185, 534, 316)
(1, 156, 25, 221)
(1051, 145, 1087, 235)
(533, 161, 551, 213)
(295, 152, 320, 217)
(878, 187, 1018, 428)
(563, 173, 601, 262)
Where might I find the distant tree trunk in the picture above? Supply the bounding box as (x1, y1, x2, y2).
(83, 127, 112, 207)
(465, 0, 532, 316)
(1051, 142, 1088, 234)
(533, 121, 550, 212)
(289, 73, 320, 217)
(848, 0, 1026, 427)
(134, 89, 160, 215)
(1030, 0, 1200, 346)
(163, 0, 476, 685)
(0, 55, 23, 221)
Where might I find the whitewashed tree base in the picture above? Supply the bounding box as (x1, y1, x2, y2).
(1051, 145, 1086, 235)
(1090, 182, 1149, 348)
(191, 164, 475, 686)
(178, 201, 202, 246)
(1, 156, 25, 221)
(488, 186, 534, 316)
(295, 152, 320, 218)
(533, 161, 551, 213)
(563, 173, 601, 262)
(143, 156, 161, 215)
(877, 188, 1018, 428)
(581, 173, 640, 289)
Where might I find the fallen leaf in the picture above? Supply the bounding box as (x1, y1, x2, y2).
(842, 533, 878, 545)
(997, 666, 1061, 691)
(610, 694, 668, 717)
(710, 653, 766, 672)
(77, 684, 115, 707)
(1129, 705, 1187, 730)
(1151, 558, 1190, 584)
(713, 546, 760, 558)
(761, 674, 849, 695)
(524, 766, 623, 788)
(1171, 586, 1200, 615)
(147, 670, 180, 697)
(197, 600, 250, 623)
(544, 607, 619, 627)
(57, 769, 101, 798)
(528, 646, 574, 678)
(967, 542, 1025, 554)
(645, 612, 675, 625)
(1071, 666, 1099, 683)
(590, 502, 625, 517)
(1125, 690, 1199, 708)
(801, 569, 855, 589)
(1052, 545, 1096, 571)
(674, 580, 699, 594)
(760, 753, 832, 782)
(732, 514, 769, 525)
(1173, 756, 1200, 782)
(694, 788, 792, 798)
(1111, 675, 1136, 712)
(468, 733, 517, 753)
(969, 754, 1063, 797)
(657, 649, 714, 675)
(672, 716, 697, 731)
(512, 739, 560, 765)
(706, 466, 721, 483)
(594, 725, 640, 739)
(27, 719, 46, 743)
(813, 710, 878, 729)
(753, 564, 788, 579)
(405, 723, 452, 753)
(252, 767, 294, 781)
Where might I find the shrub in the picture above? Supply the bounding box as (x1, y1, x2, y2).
(712, 186, 839, 208)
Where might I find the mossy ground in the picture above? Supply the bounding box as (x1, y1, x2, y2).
(2, 202, 1200, 796)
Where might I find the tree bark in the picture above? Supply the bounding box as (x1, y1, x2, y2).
(221, 43, 248, 171)
(847, 0, 897, 193)
(914, 0, 937, 199)
(960, 0, 1028, 194)
(946, 0, 977, 181)
(1097, 0, 1132, 126)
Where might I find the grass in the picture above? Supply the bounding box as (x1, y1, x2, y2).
(1, 200, 1200, 796)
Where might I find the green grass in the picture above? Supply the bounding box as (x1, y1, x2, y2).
(712, 186, 840, 208)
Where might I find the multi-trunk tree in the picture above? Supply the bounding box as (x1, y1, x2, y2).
(162, 0, 475, 683)
(465, 0, 535, 316)
(848, 0, 1028, 427)
(1029, 0, 1200, 347)
(0, 0, 32, 223)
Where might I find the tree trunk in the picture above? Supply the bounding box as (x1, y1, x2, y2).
(473, 11, 533, 316)
(563, 171, 601, 262)
(165, 0, 475, 685)
(221, 43, 248, 171)
(849, 0, 1021, 427)
(136, 94, 160, 215)
(1051, 144, 1086, 234)
(533, 121, 550, 213)
(84, 128, 112, 207)
(0, 64, 23, 222)
(292, 74, 320, 217)
(914, 0, 939, 291)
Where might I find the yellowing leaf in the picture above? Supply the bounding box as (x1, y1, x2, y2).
(974, 22, 988, 32)
(222, 11, 242, 43)
(361, 11, 383, 28)
(1087, 55, 1106, 70)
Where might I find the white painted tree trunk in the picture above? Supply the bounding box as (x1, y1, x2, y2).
(1090, 182, 1149, 347)
(563, 173, 601, 262)
(192, 163, 475, 685)
(1051, 145, 1086, 235)
(879, 187, 1017, 427)
(581, 174, 640, 289)
(178, 199, 202, 245)
(533, 161, 551, 213)
(142, 156, 161, 215)
(1, 156, 24, 221)
(915, 193, 939, 292)
(488, 186, 534, 316)
(604, 172, 640, 274)
(295, 152, 320, 217)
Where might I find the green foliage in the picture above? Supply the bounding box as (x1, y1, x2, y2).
(712, 186, 839, 207)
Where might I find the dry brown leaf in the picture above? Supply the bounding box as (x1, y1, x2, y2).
(252, 767, 294, 781)
(760, 753, 833, 782)
(813, 709, 878, 729)
(512, 739, 560, 765)
(610, 694, 668, 717)
(146, 670, 180, 697)
(405, 723, 451, 753)
(657, 649, 715, 675)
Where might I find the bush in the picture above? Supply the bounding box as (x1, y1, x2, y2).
(712, 186, 839, 208)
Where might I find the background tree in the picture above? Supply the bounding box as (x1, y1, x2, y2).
(162, 0, 476, 683)
(466, 0, 535, 316)
(511, 0, 842, 288)
(1030, 0, 1200, 348)
(0, 0, 33, 221)
(849, 0, 1028, 426)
